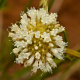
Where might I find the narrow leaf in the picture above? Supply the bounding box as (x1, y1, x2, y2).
(0, 0, 7, 9)
(48, 0, 55, 11)
(23, 0, 33, 13)
(66, 48, 80, 58)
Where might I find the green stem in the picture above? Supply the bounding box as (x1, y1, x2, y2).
(48, 0, 55, 11)
(66, 48, 80, 58)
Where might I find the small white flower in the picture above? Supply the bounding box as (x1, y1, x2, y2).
(23, 52, 31, 59)
(35, 52, 41, 59)
(34, 46, 38, 50)
(45, 62, 52, 72)
(49, 43, 54, 47)
(16, 57, 23, 64)
(13, 47, 21, 54)
(30, 20, 36, 27)
(20, 24, 27, 31)
(32, 60, 38, 73)
(43, 37, 51, 42)
(41, 14, 49, 24)
(46, 57, 57, 68)
(55, 40, 66, 48)
(9, 8, 66, 73)
(11, 24, 19, 31)
(36, 8, 46, 20)
(21, 13, 30, 25)
(39, 60, 45, 71)
(9, 32, 15, 37)
(41, 32, 51, 42)
(22, 49, 28, 53)
(50, 29, 58, 36)
(35, 31, 40, 38)
(51, 48, 63, 59)
(21, 30, 28, 37)
(29, 30, 34, 38)
(58, 26, 65, 33)
(14, 41, 27, 48)
(27, 55, 34, 66)
(27, 8, 37, 20)
(25, 35, 32, 41)
(54, 35, 62, 41)
(46, 52, 52, 57)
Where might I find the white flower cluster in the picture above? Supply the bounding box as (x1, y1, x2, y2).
(9, 8, 67, 73)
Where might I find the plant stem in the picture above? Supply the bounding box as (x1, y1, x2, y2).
(66, 48, 80, 58)
(40, 0, 48, 13)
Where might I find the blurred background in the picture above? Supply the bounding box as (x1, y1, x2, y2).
(0, 0, 80, 80)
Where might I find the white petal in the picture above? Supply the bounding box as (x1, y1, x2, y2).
(41, 14, 49, 24)
(49, 43, 54, 47)
(58, 26, 65, 32)
(34, 46, 38, 50)
(24, 52, 32, 59)
(30, 20, 36, 27)
(43, 37, 51, 42)
(32, 60, 38, 73)
(21, 13, 30, 25)
(51, 48, 63, 59)
(11, 24, 19, 31)
(50, 29, 58, 36)
(22, 49, 28, 53)
(9, 32, 15, 37)
(16, 57, 23, 64)
(20, 24, 27, 31)
(14, 41, 27, 48)
(54, 35, 62, 41)
(27, 55, 34, 66)
(35, 31, 40, 38)
(39, 60, 45, 71)
(29, 31, 34, 38)
(27, 8, 37, 20)
(46, 57, 57, 68)
(35, 52, 41, 59)
(46, 52, 52, 57)
(25, 35, 32, 41)
(36, 8, 46, 20)
(45, 62, 52, 72)
(55, 40, 66, 48)
(13, 47, 21, 54)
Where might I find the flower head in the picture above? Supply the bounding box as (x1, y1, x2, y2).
(9, 8, 67, 73)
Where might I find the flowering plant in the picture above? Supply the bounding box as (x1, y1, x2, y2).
(8, 0, 80, 75)
(9, 7, 67, 73)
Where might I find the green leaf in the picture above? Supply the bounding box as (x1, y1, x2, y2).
(0, 0, 7, 9)
(48, 0, 55, 11)
(66, 48, 80, 58)
(62, 30, 68, 47)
